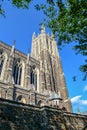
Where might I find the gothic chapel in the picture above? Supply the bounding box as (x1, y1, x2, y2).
(0, 26, 72, 112)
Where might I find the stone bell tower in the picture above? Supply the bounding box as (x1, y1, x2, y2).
(31, 25, 72, 112)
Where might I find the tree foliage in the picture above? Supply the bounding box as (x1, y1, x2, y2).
(35, 0, 87, 80)
(0, 3, 5, 16)
(0, 0, 32, 16)
(12, 0, 31, 8)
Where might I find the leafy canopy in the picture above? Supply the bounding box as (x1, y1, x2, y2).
(0, 0, 32, 16)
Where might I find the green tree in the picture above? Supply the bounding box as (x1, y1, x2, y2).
(0, 0, 32, 16)
(35, 0, 87, 80)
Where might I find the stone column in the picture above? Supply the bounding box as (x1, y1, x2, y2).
(6, 43, 15, 84)
(40, 61, 46, 92)
(31, 32, 37, 58)
(25, 53, 31, 89)
(36, 68, 40, 92)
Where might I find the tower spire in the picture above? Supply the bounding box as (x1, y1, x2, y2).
(51, 32, 55, 39)
(41, 24, 46, 33)
(32, 32, 36, 40)
(10, 40, 15, 56)
(27, 48, 30, 64)
(78, 108, 81, 114)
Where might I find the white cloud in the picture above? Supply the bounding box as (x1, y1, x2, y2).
(71, 95, 87, 112)
(84, 85, 87, 91)
(71, 95, 82, 103)
(80, 100, 87, 105)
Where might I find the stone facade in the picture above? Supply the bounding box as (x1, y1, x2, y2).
(0, 99, 87, 130)
(0, 26, 72, 112)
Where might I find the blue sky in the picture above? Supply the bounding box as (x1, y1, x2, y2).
(0, 1, 87, 113)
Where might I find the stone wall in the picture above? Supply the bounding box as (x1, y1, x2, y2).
(0, 98, 87, 130)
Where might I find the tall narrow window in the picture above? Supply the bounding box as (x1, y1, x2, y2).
(34, 73, 37, 90)
(13, 59, 22, 85)
(0, 51, 4, 76)
(30, 70, 34, 84)
(30, 66, 37, 90)
(18, 67, 22, 85)
(46, 38, 49, 49)
(0, 58, 4, 75)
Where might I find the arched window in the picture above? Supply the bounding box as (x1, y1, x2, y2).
(16, 95, 26, 103)
(30, 70, 34, 84)
(0, 50, 4, 76)
(34, 73, 37, 90)
(13, 59, 22, 85)
(30, 65, 37, 90)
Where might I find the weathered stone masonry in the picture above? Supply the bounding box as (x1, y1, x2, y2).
(0, 99, 87, 130)
(0, 26, 72, 112)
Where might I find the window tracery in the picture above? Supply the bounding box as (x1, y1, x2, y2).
(13, 58, 22, 85)
(30, 65, 37, 90)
